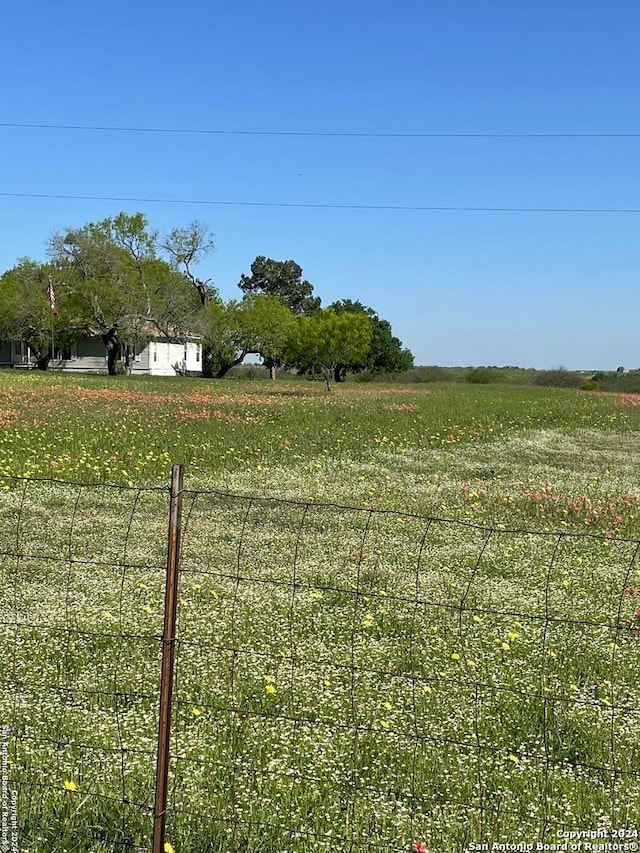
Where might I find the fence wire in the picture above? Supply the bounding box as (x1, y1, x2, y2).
(0, 477, 170, 851)
(1, 475, 640, 852)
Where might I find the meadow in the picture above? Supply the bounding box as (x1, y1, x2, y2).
(1, 371, 640, 852)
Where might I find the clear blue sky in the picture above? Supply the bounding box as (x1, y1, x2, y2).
(1, 0, 638, 369)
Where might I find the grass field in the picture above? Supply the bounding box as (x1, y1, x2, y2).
(2, 371, 640, 852)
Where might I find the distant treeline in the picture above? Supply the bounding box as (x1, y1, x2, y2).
(227, 363, 640, 392)
(395, 365, 640, 392)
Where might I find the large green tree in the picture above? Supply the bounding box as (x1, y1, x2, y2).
(202, 294, 296, 379)
(238, 256, 321, 316)
(327, 299, 414, 382)
(238, 293, 296, 379)
(237, 256, 320, 377)
(0, 260, 66, 369)
(287, 310, 373, 391)
(48, 213, 200, 374)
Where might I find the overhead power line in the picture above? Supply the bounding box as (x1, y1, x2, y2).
(1, 122, 639, 139)
(1, 191, 639, 214)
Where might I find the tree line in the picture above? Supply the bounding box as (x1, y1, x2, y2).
(0, 212, 413, 389)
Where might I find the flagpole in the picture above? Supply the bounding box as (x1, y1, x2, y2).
(48, 275, 55, 371)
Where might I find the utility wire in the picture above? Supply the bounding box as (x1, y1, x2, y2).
(1, 122, 639, 139)
(1, 191, 639, 214)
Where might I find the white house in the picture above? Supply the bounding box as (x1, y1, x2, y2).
(128, 338, 203, 376)
(0, 335, 203, 376)
(0, 340, 33, 367)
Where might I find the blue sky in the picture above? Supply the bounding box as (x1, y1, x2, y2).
(1, 0, 638, 369)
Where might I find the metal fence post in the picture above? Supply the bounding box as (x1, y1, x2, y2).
(153, 463, 184, 853)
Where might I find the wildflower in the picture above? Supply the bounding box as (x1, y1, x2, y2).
(164, 843, 175, 853)
(62, 778, 78, 791)
(451, 653, 461, 661)
(508, 754, 519, 764)
(362, 613, 375, 629)
(413, 844, 428, 853)
(500, 641, 511, 652)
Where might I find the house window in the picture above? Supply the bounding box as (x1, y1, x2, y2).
(153, 343, 157, 363)
(196, 344, 200, 363)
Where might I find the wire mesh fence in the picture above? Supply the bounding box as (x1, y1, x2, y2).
(0, 476, 170, 851)
(1, 470, 640, 851)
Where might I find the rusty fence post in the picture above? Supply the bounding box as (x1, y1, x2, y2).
(153, 463, 184, 853)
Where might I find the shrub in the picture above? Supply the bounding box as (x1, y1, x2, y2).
(354, 370, 375, 383)
(399, 366, 461, 383)
(595, 371, 640, 393)
(466, 367, 496, 384)
(534, 369, 583, 389)
(581, 378, 598, 391)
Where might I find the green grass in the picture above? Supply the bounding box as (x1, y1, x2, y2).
(2, 371, 640, 851)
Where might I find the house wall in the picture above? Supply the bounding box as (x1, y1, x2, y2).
(0, 343, 12, 365)
(136, 340, 202, 377)
(0, 341, 33, 367)
(57, 339, 108, 373)
(129, 345, 150, 375)
(1, 337, 203, 376)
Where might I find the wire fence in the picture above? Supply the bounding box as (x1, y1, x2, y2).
(1, 468, 640, 852)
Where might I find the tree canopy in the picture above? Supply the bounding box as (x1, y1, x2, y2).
(286, 310, 373, 391)
(0, 259, 62, 369)
(1, 214, 414, 385)
(43, 213, 203, 374)
(327, 299, 414, 381)
(201, 293, 296, 379)
(238, 256, 321, 315)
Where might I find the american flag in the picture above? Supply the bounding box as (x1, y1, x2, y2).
(47, 276, 59, 316)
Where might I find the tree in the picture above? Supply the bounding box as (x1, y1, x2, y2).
(238, 256, 321, 316)
(48, 213, 199, 375)
(0, 260, 65, 369)
(287, 310, 373, 392)
(161, 221, 217, 375)
(200, 299, 247, 379)
(327, 299, 414, 382)
(238, 294, 296, 379)
(201, 293, 296, 379)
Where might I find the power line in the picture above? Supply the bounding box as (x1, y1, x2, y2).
(1, 122, 639, 139)
(1, 190, 639, 214)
